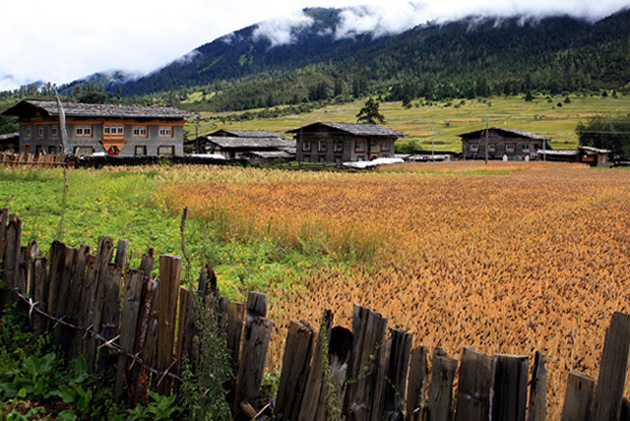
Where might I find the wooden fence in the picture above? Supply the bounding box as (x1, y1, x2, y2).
(0, 151, 67, 166)
(2, 207, 630, 420)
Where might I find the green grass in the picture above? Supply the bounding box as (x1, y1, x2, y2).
(193, 94, 630, 152)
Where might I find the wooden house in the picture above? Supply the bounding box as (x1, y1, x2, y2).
(193, 134, 295, 160)
(0, 132, 19, 151)
(1, 100, 194, 157)
(459, 127, 550, 161)
(287, 122, 407, 163)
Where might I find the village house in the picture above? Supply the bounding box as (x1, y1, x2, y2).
(1, 100, 194, 157)
(192, 129, 295, 161)
(459, 127, 550, 161)
(287, 122, 407, 163)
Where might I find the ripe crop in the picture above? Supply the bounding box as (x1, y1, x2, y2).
(161, 162, 630, 416)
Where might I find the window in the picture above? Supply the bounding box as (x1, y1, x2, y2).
(135, 145, 147, 156)
(104, 125, 124, 137)
(318, 141, 327, 152)
(334, 142, 344, 153)
(76, 126, 92, 137)
(302, 141, 311, 152)
(48, 145, 57, 154)
(506, 144, 515, 153)
(133, 126, 147, 137)
(381, 142, 390, 152)
(37, 126, 44, 138)
(370, 144, 381, 153)
(74, 146, 94, 156)
(35, 145, 43, 155)
(470, 144, 479, 152)
(51, 126, 59, 138)
(159, 127, 173, 137)
(488, 144, 496, 153)
(25, 126, 32, 139)
(355, 140, 365, 153)
(158, 145, 174, 156)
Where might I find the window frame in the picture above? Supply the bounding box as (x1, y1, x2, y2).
(157, 145, 174, 156)
(132, 126, 147, 138)
(506, 143, 516, 153)
(158, 126, 173, 137)
(135, 145, 147, 156)
(75, 125, 93, 137)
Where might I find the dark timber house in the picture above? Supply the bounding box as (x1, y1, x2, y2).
(1, 100, 194, 157)
(288, 122, 407, 163)
(193, 129, 295, 160)
(459, 127, 550, 161)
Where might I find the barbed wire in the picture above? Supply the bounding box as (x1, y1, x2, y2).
(9, 287, 183, 384)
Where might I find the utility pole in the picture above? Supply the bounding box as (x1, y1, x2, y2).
(431, 125, 435, 162)
(484, 116, 489, 165)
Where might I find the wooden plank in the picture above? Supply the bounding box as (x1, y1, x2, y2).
(1, 214, 22, 308)
(53, 245, 76, 356)
(427, 348, 458, 421)
(455, 346, 494, 421)
(174, 286, 195, 380)
(343, 304, 388, 420)
(592, 311, 630, 421)
(96, 262, 122, 373)
(561, 371, 595, 421)
(30, 257, 48, 335)
(233, 317, 274, 416)
(492, 354, 529, 421)
(407, 346, 429, 419)
(71, 253, 96, 359)
(372, 335, 393, 420)
(0, 208, 8, 267)
(155, 254, 182, 395)
(85, 236, 115, 372)
(46, 241, 66, 332)
(114, 269, 145, 402)
(226, 300, 245, 400)
(66, 244, 90, 361)
(275, 320, 316, 420)
(383, 328, 413, 421)
(25, 241, 39, 300)
(321, 326, 353, 420)
(528, 351, 547, 421)
(114, 239, 129, 271)
(298, 310, 333, 421)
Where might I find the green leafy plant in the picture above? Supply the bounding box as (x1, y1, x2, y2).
(127, 391, 181, 420)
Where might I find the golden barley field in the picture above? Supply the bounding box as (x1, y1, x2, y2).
(161, 161, 630, 416)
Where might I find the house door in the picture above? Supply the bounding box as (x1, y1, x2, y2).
(107, 145, 120, 156)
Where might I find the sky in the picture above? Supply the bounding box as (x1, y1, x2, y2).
(1, 0, 628, 92)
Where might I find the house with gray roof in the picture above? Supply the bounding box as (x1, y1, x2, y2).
(192, 134, 295, 161)
(1, 100, 195, 157)
(287, 122, 407, 163)
(459, 127, 550, 161)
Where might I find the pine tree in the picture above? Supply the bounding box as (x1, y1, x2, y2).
(356, 97, 386, 124)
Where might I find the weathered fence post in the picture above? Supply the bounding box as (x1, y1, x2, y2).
(382, 328, 413, 421)
(298, 310, 333, 421)
(592, 311, 630, 421)
(528, 351, 547, 421)
(275, 320, 316, 420)
(455, 346, 494, 421)
(1, 214, 22, 308)
(343, 304, 388, 420)
(155, 254, 182, 395)
(561, 371, 596, 421)
(114, 268, 146, 402)
(493, 354, 529, 421)
(234, 316, 273, 416)
(407, 346, 429, 421)
(427, 348, 458, 421)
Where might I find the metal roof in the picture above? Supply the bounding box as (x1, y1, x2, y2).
(459, 127, 550, 141)
(537, 149, 579, 156)
(578, 146, 611, 154)
(203, 136, 295, 149)
(0, 132, 19, 140)
(287, 122, 407, 137)
(2, 100, 195, 119)
(210, 129, 283, 138)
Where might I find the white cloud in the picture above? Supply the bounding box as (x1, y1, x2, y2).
(253, 10, 315, 47)
(0, 0, 628, 91)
